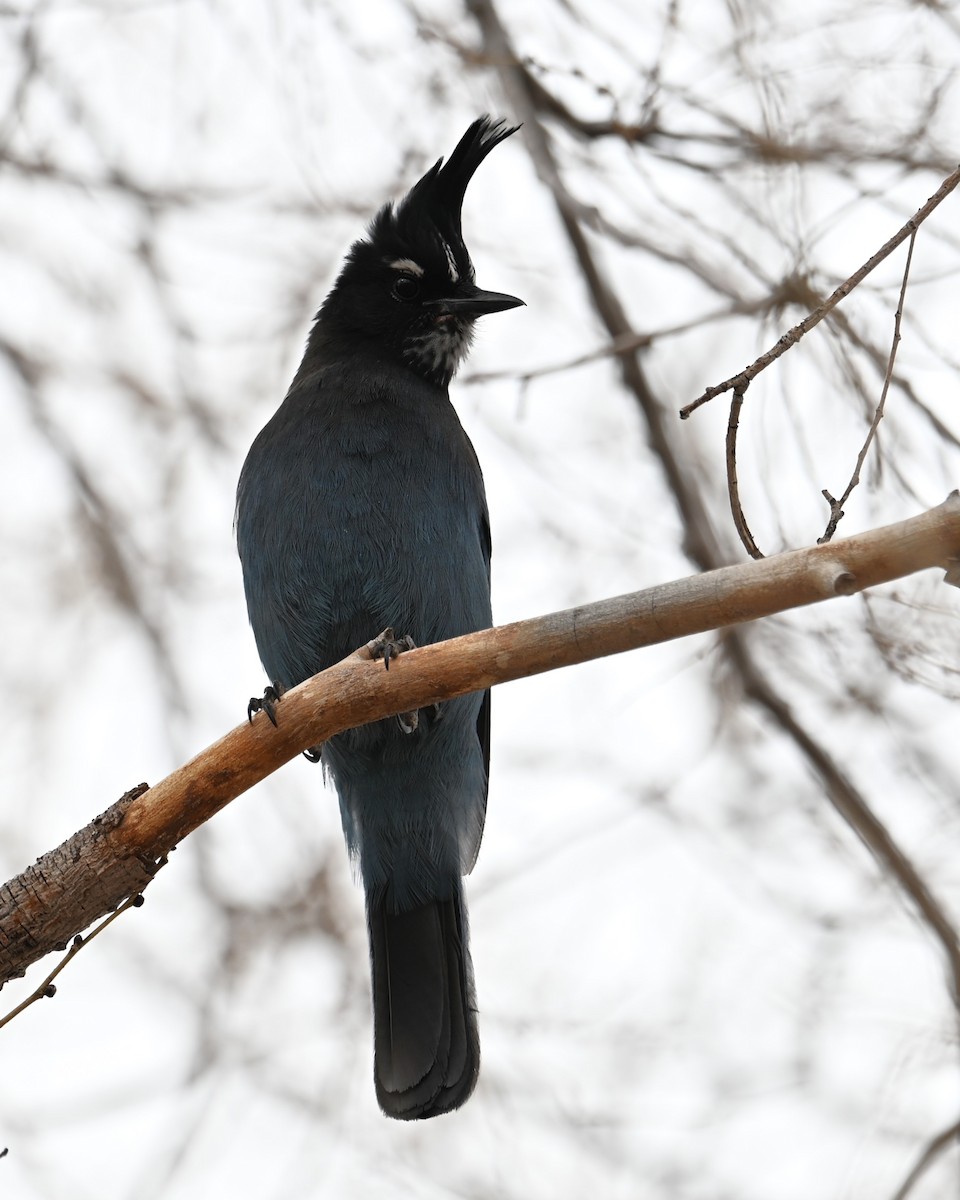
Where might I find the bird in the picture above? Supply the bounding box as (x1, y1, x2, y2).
(235, 117, 523, 1119)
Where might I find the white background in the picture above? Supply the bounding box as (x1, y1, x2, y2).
(2, 2, 960, 1197)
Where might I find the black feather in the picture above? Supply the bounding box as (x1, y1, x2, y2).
(366, 116, 520, 285)
(236, 116, 520, 1120)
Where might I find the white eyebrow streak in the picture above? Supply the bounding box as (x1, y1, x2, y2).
(439, 237, 460, 283)
(388, 258, 424, 277)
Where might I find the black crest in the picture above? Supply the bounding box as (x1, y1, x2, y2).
(312, 116, 523, 387)
(367, 116, 520, 280)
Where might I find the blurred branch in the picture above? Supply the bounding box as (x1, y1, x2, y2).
(725, 629, 960, 1009)
(680, 164, 960, 419)
(1, 149, 219, 207)
(2, 497, 960, 991)
(465, 0, 960, 1043)
(890, 1114, 960, 1200)
(3, 339, 184, 717)
(463, 297, 766, 386)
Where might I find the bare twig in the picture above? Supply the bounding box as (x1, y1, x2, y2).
(0, 893, 146, 1030)
(818, 229, 917, 543)
(680, 165, 960, 419)
(725, 382, 765, 559)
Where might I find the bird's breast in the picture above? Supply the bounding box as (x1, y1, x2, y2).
(237, 372, 490, 683)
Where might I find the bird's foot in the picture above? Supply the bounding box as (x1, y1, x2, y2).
(400, 701, 443, 733)
(248, 681, 285, 727)
(366, 627, 417, 671)
(249, 683, 321, 761)
(366, 628, 423, 734)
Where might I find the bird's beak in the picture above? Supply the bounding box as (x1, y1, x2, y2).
(426, 284, 525, 316)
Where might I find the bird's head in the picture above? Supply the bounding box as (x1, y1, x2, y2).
(318, 116, 524, 387)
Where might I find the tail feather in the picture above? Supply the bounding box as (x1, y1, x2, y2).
(368, 887, 479, 1119)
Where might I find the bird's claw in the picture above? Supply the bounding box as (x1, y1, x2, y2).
(397, 709, 419, 735)
(368, 627, 417, 672)
(367, 628, 421, 734)
(248, 681, 285, 727)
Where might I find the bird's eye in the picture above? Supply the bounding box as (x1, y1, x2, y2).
(392, 275, 421, 301)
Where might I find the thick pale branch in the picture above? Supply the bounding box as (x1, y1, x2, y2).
(2, 495, 959, 986)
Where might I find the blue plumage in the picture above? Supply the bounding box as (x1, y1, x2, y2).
(236, 118, 521, 1118)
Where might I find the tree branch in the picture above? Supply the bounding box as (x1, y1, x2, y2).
(2, 496, 959, 989)
(889, 1114, 960, 1200)
(818, 229, 917, 543)
(462, 0, 960, 1050)
(725, 382, 765, 559)
(680, 164, 960, 419)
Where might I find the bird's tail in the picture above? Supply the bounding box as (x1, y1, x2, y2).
(367, 880, 479, 1119)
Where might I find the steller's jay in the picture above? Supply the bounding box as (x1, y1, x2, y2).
(235, 117, 522, 1119)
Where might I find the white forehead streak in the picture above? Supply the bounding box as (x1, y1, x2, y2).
(388, 258, 424, 277)
(439, 237, 460, 283)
